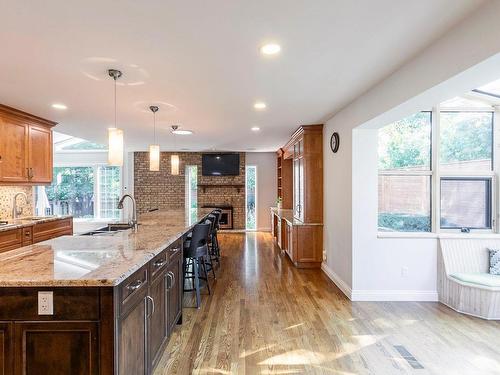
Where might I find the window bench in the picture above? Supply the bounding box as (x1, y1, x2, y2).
(438, 238, 500, 320)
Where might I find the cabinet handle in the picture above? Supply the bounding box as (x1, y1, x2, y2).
(127, 279, 143, 291)
(154, 259, 165, 268)
(146, 295, 155, 317)
(170, 247, 180, 253)
(169, 271, 176, 288)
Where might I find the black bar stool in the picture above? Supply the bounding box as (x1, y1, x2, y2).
(183, 223, 211, 309)
(211, 210, 222, 262)
(203, 215, 218, 277)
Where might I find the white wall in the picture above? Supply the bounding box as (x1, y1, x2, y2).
(246, 152, 277, 231)
(322, 0, 500, 301)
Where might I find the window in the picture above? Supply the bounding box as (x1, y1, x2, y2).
(246, 165, 257, 230)
(378, 112, 432, 232)
(378, 103, 496, 233)
(440, 178, 492, 229)
(36, 165, 121, 220)
(185, 165, 198, 224)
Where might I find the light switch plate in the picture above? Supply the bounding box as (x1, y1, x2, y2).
(38, 291, 54, 315)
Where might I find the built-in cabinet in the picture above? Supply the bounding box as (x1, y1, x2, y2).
(0, 237, 184, 375)
(0, 104, 55, 185)
(0, 218, 73, 254)
(273, 124, 323, 268)
(117, 238, 183, 375)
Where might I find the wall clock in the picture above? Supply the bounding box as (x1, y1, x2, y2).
(330, 132, 340, 153)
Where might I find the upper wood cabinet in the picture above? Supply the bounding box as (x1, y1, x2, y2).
(0, 104, 56, 185)
(284, 125, 323, 223)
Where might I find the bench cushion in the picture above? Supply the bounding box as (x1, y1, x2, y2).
(450, 272, 500, 287)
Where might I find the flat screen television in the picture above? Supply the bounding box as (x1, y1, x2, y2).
(202, 153, 240, 176)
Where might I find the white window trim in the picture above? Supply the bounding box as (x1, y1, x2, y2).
(378, 105, 498, 235)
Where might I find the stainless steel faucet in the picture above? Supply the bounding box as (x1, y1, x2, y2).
(117, 194, 138, 231)
(12, 191, 28, 220)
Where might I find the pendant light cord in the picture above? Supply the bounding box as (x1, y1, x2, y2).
(114, 76, 117, 128)
(153, 112, 156, 144)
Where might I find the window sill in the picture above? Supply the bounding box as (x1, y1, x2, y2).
(378, 232, 500, 239)
(377, 232, 438, 239)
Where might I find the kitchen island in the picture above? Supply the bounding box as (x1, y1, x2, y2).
(0, 209, 211, 375)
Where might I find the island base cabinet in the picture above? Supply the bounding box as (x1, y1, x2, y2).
(118, 295, 148, 375)
(14, 321, 99, 375)
(166, 252, 182, 335)
(0, 322, 13, 375)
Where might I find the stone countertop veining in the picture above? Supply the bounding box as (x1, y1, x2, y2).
(0, 215, 73, 232)
(0, 209, 211, 287)
(270, 207, 322, 226)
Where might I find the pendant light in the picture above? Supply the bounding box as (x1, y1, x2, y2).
(171, 125, 180, 175)
(107, 69, 124, 166)
(149, 106, 160, 171)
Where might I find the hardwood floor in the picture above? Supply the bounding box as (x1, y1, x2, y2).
(153, 232, 500, 375)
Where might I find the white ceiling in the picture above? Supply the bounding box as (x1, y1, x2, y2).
(0, 0, 485, 152)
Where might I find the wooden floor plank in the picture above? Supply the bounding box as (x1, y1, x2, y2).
(153, 232, 500, 375)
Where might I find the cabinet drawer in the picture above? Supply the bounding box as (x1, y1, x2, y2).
(33, 218, 73, 243)
(0, 228, 22, 253)
(150, 251, 167, 281)
(120, 266, 148, 315)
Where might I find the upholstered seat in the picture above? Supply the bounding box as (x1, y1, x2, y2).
(438, 237, 500, 320)
(450, 272, 500, 288)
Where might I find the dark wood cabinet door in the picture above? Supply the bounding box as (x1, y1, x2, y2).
(148, 274, 166, 369)
(28, 125, 52, 183)
(118, 296, 147, 375)
(0, 119, 28, 183)
(166, 254, 182, 334)
(13, 321, 98, 375)
(0, 322, 13, 375)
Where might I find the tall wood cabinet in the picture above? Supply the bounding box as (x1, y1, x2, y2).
(273, 125, 323, 268)
(0, 104, 56, 185)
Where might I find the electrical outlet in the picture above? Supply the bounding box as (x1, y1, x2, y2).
(401, 267, 409, 278)
(323, 250, 327, 262)
(38, 291, 54, 315)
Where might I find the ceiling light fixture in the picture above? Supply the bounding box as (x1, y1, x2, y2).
(260, 43, 281, 55)
(149, 106, 160, 171)
(254, 102, 266, 110)
(51, 103, 67, 110)
(251, 126, 260, 132)
(171, 125, 180, 175)
(171, 127, 193, 135)
(107, 69, 124, 166)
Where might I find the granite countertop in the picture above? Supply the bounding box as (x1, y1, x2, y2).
(0, 215, 73, 232)
(270, 207, 323, 226)
(0, 209, 211, 287)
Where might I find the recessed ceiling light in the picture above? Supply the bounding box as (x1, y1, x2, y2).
(260, 43, 281, 55)
(254, 102, 266, 110)
(251, 126, 260, 132)
(171, 127, 193, 135)
(51, 103, 67, 110)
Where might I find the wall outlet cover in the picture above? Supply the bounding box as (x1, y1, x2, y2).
(38, 291, 54, 315)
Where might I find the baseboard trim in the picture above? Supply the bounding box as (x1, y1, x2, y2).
(320, 263, 438, 302)
(351, 289, 439, 302)
(321, 262, 352, 300)
(257, 227, 271, 232)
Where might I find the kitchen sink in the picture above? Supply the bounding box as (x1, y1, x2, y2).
(80, 223, 139, 236)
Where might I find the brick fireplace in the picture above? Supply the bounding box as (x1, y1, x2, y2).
(134, 152, 246, 229)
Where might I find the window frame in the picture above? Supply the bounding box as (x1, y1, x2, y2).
(377, 111, 433, 233)
(39, 162, 123, 221)
(377, 105, 497, 234)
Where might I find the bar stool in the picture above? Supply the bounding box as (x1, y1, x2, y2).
(211, 210, 222, 262)
(183, 223, 211, 308)
(203, 215, 218, 277)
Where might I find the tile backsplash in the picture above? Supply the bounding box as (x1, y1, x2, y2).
(0, 186, 34, 220)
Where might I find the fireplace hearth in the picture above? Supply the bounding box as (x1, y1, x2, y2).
(202, 204, 233, 229)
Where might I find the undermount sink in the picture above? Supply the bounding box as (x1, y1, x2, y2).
(80, 223, 138, 236)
